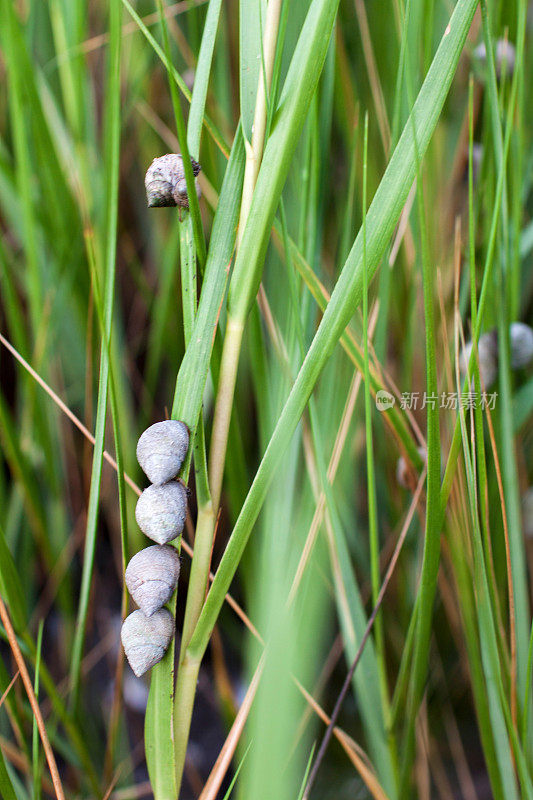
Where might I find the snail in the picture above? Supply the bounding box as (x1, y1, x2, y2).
(471, 143, 483, 184)
(145, 154, 201, 209)
(125, 545, 181, 616)
(396, 446, 427, 490)
(135, 481, 188, 545)
(474, 39, 516, 79)
(523, 488, 533, 540)
(509, 322, 533, 369)
(137, 420, 189, 485)
(121, 608, 175, 677)
(459, 331, 498, 388)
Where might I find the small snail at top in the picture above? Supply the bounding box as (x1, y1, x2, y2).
(473, 39, 516, 80)
(145, 153, 202, 213)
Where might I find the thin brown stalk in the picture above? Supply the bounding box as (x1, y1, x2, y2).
(0, 596, 66, 800)
(198, 656, 264, 800)
(353, 0, 390, 154)
(295, 679, 390, 800)
(289, 303, 379, 604)
(77, 0, 206, 55)
(484, 387, 517, 730)
(303, 468, 426, 798)
(0, 671, 20, 710)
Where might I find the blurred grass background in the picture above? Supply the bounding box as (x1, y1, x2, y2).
(0, 0, 532, 798)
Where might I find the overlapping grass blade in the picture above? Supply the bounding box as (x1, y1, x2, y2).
(186, 0, 479, 667)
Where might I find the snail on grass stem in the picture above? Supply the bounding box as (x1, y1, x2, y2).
(121, 609, 175, 678)
(145, 154, 202, 219)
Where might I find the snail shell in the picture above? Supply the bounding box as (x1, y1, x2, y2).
(509, 322, 533, 369)
(135, 481, 188, 545)
(145, 154, 201, 209)
(125, 545, 181, 616)
(459, 331, 498, 388)
(474, 39, 516, 79)
(396, 446, 427, 490)
(136, 420, 189, 484)
(121, 608, 174, 677)
(471, 143, 483, 184)
(523, 488, 533, 540)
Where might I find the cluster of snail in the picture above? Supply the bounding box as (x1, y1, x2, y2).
(459, 322, 533, 389)
(121, 420, 189, 677)
(120, 154, 202, 677)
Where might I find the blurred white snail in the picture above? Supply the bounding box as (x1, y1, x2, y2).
(523, 488, 533, 540)
(145, 154, 201, 209)
(137, 419, 189, 485)
(509, 322, 533, 369)
(459, 331, 498, 388)
(474, 39, 516, 78)
(125, 545, 181, 616)
(121, 609, 175, 677)
(471, 143, 483, 184)
(135, 481, 188, 545)
(397, 446, 427, 490)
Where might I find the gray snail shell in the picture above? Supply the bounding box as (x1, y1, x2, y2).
(471, 143, 483, 184)
(509, 322, 533, 369)
(459, 331, 498, 388)
(121, 608, 174, 677)
(135, 481, 188, 545)
(474, 39, 516, 79)
(125, 545, 181, 616)
(136, 420, 189, 484)
(523, 488, 533, 540)
(396, 446, 427, 490)
(145, 154, 201, 209)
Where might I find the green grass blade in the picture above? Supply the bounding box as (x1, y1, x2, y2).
(0, 746, 17, 800)
(228, 0, 341, 326)
(240, 0, 267, 142)
(69, 0, 122, 710)
(171, 125, 245, 433)
(119, 0, 229, 157)
(0, 524, 27, 634)
(187, 0, 224, 158)
(32, 619, 44, 800)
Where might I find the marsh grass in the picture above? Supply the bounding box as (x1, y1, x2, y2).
(0, 0, 532, 799)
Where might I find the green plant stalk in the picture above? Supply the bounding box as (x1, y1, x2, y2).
(84, 227, 130, 784)
(69, 0, 121, 710)
(489, 2, 530, 705)
(237, 0, 283, 251)
(362, 113, 392, 734)
(157, 0, 206, 267)
(439, 0, 524, 575)
(32, 620, 44, 800)
(278, 200, 399, 793)
(208, 0, 282, 512)
(120, 0, 229, 157)
(398, 36, 441, 795)
(187, 0, 224, 159)
(172, 2, 284, 788)
(183, 0, 478, 683)
(281, 230, 423, 470)
(456, 383, 520, 798)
